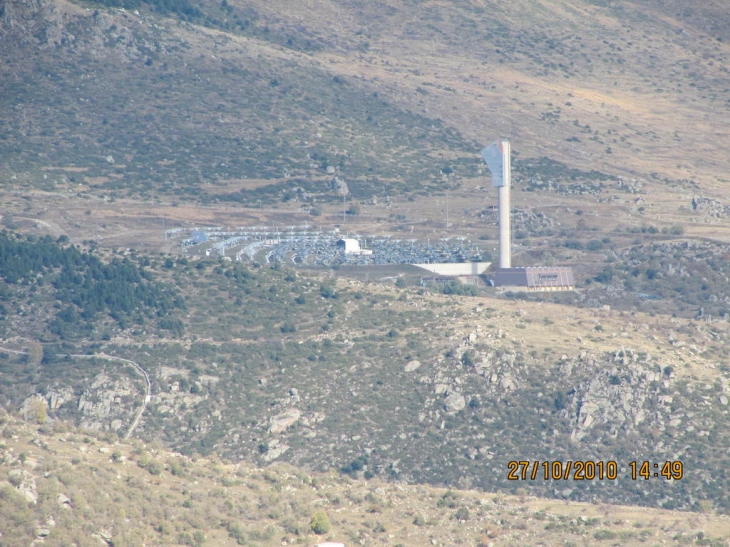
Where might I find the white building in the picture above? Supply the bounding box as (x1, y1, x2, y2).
(336, 238, 372, 256)
(337, 238, 360, 253)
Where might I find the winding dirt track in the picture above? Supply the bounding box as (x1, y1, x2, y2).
(0, 346, 151, 439)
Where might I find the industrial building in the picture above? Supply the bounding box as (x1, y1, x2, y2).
(336, 238, 373, 256)
(494, 267, 575, 291)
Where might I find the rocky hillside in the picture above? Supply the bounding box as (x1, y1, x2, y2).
(1, 242, 729, 514)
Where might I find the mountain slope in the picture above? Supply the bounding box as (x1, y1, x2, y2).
(2, 0, 730, 521)
(1, 0, 728, 202)
(0, 0, 481, 202)
(1, 240, 730, 513)
(2, 414, 730, 547)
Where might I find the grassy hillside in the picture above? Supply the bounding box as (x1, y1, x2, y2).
(1, 0, 728, 203)
(0, 0, 482, 203)
(2, 413, 730, 547)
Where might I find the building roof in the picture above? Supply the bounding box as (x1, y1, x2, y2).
(494, 267, 575, 289)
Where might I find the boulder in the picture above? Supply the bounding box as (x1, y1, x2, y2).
(269, 408, 301, 434)
(444, 392, 466, 413)
(498, 374, 517, 391)
(57, 493, 72, 509)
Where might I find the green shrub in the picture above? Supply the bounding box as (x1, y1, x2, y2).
(310, 511, 331, 534)
(593, 529, 617, 540)
(454, 506, 470, 521)
(226, 522, 245, 544)
(168, 459, 184, 476)
(147, 460, 163, 475)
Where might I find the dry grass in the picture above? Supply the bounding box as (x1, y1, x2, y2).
(1, 414, 729, 547)
(379, 286, 727, 382)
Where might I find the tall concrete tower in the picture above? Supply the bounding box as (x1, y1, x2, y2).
(481, 140, 511, 269)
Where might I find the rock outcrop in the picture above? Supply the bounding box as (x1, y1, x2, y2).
(269, 408, 301, 434)
(8, 469, 38, 504)
(557, 349, 671, 441)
